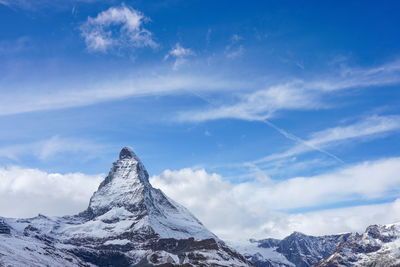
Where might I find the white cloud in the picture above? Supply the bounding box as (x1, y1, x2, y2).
(1, 57, 399, 128)
(0, 73, 242, 116)
(150, 158, 400, 241)
(164, 43, 195, 70)
(178, 82, 321, 121)
(261, 199, 400, 240)
(225, 34, 244, 59)
(80, 5, 156, 53)
(225, 45, 244, 59)
(1, 59, 399, 119)
(230, 34, 243, 43)
(255, 115, 400, 165)
(178, 60, 400, 122)
(1, 158, 399, 241)
(0, 136, 106, 161)
(310, 59, 400, 92)
(0, 166, 102, 218)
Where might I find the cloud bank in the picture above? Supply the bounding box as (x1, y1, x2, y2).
(150, 158, 400, 240)
(1, 157, 400, 241)
(0, 166, 102, 218)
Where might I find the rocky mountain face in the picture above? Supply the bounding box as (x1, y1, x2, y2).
(235, 232, 350, 267)
(315, 223, 400, 267)
(274, 232, 350, 267)
(0, 147, 251, 267)
(237, 223, 400, 267)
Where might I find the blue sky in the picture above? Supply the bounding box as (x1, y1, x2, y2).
(1, 0, 400, 240)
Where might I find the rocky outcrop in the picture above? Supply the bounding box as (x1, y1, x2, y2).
(241, 223, 400, 267)
(275, 232, 350, 267)
(236, 232, 350, 267)
(315, 223, 400, 267)
(0, 219, 10, 234)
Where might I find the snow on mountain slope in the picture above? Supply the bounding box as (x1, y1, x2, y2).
(0, 233, 92, 267)
(233, 239, 294, 267)
(315, 222, 400, 267)
(0, 147, 252, 267)
(76, 147, 217, 241)
(235, 232, 350, 267)
(240, 223, 400, 267)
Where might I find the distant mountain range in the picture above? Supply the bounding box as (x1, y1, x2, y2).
(237, 222, 400, 267)
(0, 147, 399, 266)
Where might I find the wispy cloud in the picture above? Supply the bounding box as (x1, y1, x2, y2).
(225, 34, 244, 59)
(0, 136, 106, 161)
(178, 81, 322, 121)
(80, 5, 157, 53)
(311, 59, 400, 91)
(0, 36, 31, 56)
(178, 60, 400, 122)
(2, 59, 400, 119)
(254, 115, 400, 165)
(0, 73, 243, 116)
(164, 43, 195, 70)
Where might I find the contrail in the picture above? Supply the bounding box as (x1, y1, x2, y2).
(263, 119, 344, 163)
(183, 88, 219, 107)
(182, 89, 344, 164)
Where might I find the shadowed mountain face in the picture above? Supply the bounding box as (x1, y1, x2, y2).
(0, 147, 252, 267)
(236, 232, 350, 267)
(274, 232, 350, 267)
(315, 223, 400, 267)
(237, 223, 400, 267)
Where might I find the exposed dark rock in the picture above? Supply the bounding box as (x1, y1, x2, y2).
(0, 219, 10, 235)
(255, 238, 281, 249)
(315, 224, 400, 267)
(119, 146, 138, 160)
(241, 232, 351, 267)
(72, 249, 132, 267)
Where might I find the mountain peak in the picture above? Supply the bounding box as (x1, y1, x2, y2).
(86, 147, 151, 218)
(83, 147, 218, 242)
(119, 146, 138, 160)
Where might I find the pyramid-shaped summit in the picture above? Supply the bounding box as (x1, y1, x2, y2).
(0, 147, 252, 267)
(119, 146, 139, 160)
(85, 146, 217, 241)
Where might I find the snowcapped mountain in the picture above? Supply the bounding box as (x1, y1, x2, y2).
(237, 223, 400, 267)
(235, 232, 350, 267)
(315, 223, 400, 267)
(0, 147, 251, 267)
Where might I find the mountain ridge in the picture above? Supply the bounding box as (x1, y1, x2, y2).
(236, 223, 400, 267)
